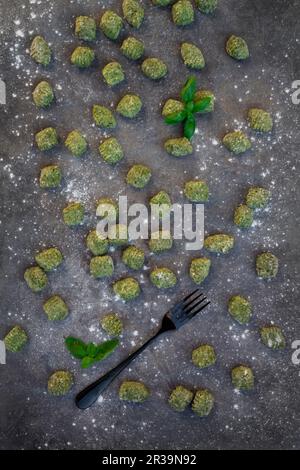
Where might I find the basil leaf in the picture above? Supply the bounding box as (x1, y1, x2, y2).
(81, 356, 96, 369)
(65, 337, 88, 359)
(184, 114, 196, 140)
(65, 337, 119, 368)
(94, 339, 119, 362)
(180, 76, 197, 103)
(193, 97, 212, 113)
(164, 110, 187, 124)
(186, 100, 194, 113)
(87, 343, 97, 358)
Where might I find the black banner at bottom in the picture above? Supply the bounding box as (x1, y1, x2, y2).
(0, 449, 231, 462)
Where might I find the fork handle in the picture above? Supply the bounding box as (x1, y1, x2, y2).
(75, 329, 163, 410)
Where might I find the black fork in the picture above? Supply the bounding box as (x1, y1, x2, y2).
(76, 290, 210, 410)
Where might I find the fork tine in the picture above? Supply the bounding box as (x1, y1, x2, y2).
(170, 290, 210, 329)
(187, 300, 211, 318)
(183, 292, 205, 311)
(177, 299, 210, 327)
(182, 289, 200, 303)
(184, 297, 207, 316)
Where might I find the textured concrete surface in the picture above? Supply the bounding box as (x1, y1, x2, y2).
(0, 0, 299, 450)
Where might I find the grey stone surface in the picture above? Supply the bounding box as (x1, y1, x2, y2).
(0, 0, 299, 450)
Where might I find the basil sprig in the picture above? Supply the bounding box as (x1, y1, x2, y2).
(65, 336, 119, 369)
(181, 76, 197, 103)
(164, 76, 212, 140)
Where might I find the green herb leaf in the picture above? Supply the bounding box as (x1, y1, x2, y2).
(87, 342, 98, 358)
(65, 337, 88, 359)
(193, 97, 212, 113)
(184, 114, 196, 140)
(186, 101, 194, 113)
(94, 338, 119, 362)
(81, 356, 96, 369)
(65, 336, 119, 368)
(180, 76, 197, 103)
(164, 110, 187, 124)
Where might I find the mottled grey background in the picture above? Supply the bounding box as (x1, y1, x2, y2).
(0, 0, 299, 450)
